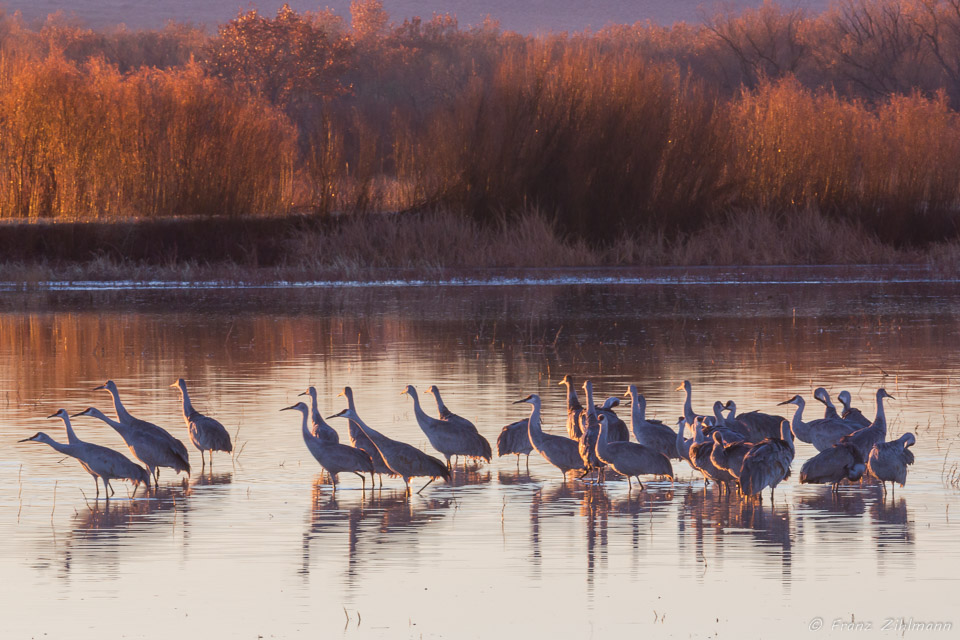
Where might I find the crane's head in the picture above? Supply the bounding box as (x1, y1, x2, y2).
(70, 407, 103, 419)
(18, 432, 50, 444)
(46, 408, 69, 420)
(723, 400, 737, 412)
(676, 380, 691, 392)
(93, 380, 118, 393)
(581, 380, 593, 393)
(326, 407, 358, 421)
(601, 397, 619, 410)
(170, 378, 187, 392)
(558, 375, 572, 387)
(336, 387, 353, 400)
(712, 400, 725, 415)
(711, 431, 724, 445)
(837, 390, 852, 407)
(777, 394, 803, 407)
(878, 388, 895, 400)
(623, 384, 638, 398)
(424, 385, 441, 397)
(901, 432, 917, 448)
(812, 387, 830, 405)
(400, 384, 417, 397)
(280, 402, 308, 415)
(512, 394, 540, 406)
(298, 387, 317, 399)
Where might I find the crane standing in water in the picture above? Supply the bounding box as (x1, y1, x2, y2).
(338, 387, 392, 486)
(327, 406, 449, 495)
(298, 387, 340, 444)
(423, 385, 492, 466)
(739, 419, 795, 502)
(868, 433, 916, 496)
(515, 394, 584, 480)
(171, 379, 232, 468)
(496, 417, 534, 468)
(624, 385, 679, 459)
(838, 390, 872, 428)
(837, 389, 894, 460)
(281, 402, 374, 491)
(94, 380, 190, 483)
(72, 406, 190, 486)
(20, 409, 149, 498)
(559, 375, 586, 440)
(595, 414, 673, 489)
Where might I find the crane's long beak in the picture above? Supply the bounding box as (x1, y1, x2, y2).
(46, 413, 59, 419)
(17, 437, 35, 443)
(623, 389, 631, 398)
(93, 384, 106, 391)
(69, 411, 86, 418)
(675, 383, 684, 391)
(512, 398, 529, 404)
(887, 393, 896, 400)
(279, 405, 296, 412)
(297, 391, 307, 397)
(776, 398, 793, 406)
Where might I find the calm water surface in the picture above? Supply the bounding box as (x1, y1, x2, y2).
(1, 281, 959, 638)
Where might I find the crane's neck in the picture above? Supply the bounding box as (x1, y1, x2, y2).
(297, 409, 313, 442)
(821, 394, 838, 417)
(525, 402, 545, 451)
(629, 396, 645, 439)
(409, 392, 431, 423)
(694, 420, 706, 444)
(38, 434, 74, 457)
(178, 387, 195, 418)
(60, 415, 80, 445)
(86, 409, 127, 432)
(431, 390, 449, 415)
(563, 383, 582, 411)
(307, 390, 322, 426)
(595, 417, 612, 460)
(584, 384, 597, 420)
(682, 386, 696, 425)
(726, 401, 738, 419)
(789, 398, 809, 440)
(106, 387, 133, 423)
(780, 420, 795, 453)
(874, 392, 888, 434)
(712, 402, 725, 423)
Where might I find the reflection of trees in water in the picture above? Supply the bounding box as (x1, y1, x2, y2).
(299, 481, 454, 589)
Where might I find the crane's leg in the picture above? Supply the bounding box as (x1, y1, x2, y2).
(155, 468, 161, 485)
(354, 471, 366, 490)
(209, 451, 214, 469)
(627, 476, 632, 490)
(417, 478, 436, 495)
(525, 455, 530, 472)
(331, 473, 338, 494)
(200, 451, 206, 470)
(94, 478, 100, 500)
(881, 481, 887, 497)
(637, 477, 645, 490)
(891, 482, 895, 499)
(107, 479, 115, 498)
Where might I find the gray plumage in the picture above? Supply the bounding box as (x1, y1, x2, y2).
(867, 433, 916, 494)
(813, 387, 840, 420)
(94, 380, 190, 481)
(739, 419, 795, 500)
(675, 416, 696, 466)
(578, 381, 605, 476)
(298, 387, 339, 444)
(497, 418, 534, 460)
(722, 400, 784, 442)
(73, 406, 190, 485)
(327, 406, 449, 494)
(515, 394, 584, 478)
(777, 394, 859, 452)
(625, 385, 680, 459)
(21, 409, 149, 498)
(172, 379, 232, 467)
(559, 375, 585, 440)
(690, 419, 736, 491)
(403, 385, 491, 466)
(800, 441, 866, 491)
(837, 389, 894, 460)
(281, 402, 374, 490)
(424, 385, 492, 462)
(596, 397, 630, 442)
(338, 387, 392, 479)
(838, 390, 872, 428)
(709, 432, 754, 484)
(595, 414, 673, 489)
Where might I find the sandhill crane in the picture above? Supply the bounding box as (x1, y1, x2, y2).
(676, 380, 707, 430)
(514, 394, 584, 480)
(799, 442, 866, 491)
(72, 407, 190, 486)
(777, 394, 859, 451)
(94, 380, 190, 482)
(497, 418, 533, 468)
(690, 418, 735, 492)
(721, 400, 783, 441)
(20, 409, 149, 498)
(676, 416, 696, 466)
(403, 385, 491, 468)
(739, 419, 795, 502)
(624, 385, 679, 459)
(596, 397, 630, 442)
(337, 387, 392, 485)
(171, 379, 232, 468)
(558, 375, 585, 439)
(867, 433, 916, 496)
(595, 414, 672, 489)
(280, 402, 374, 490)
(838, 390, 871, 427)
(837, 389, 894, 460)
(423, 385, 492, 465)
(578, 380, 605, 481)
(709, 432, 754, 493)
(298, 387, 339, 444)
(327, 407, 449, 495)
(814, 388, 840, 420)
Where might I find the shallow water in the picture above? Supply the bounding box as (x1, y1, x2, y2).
(1, 280, 959, 638)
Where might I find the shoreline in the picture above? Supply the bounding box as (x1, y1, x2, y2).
(3, 264, 957, 291)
